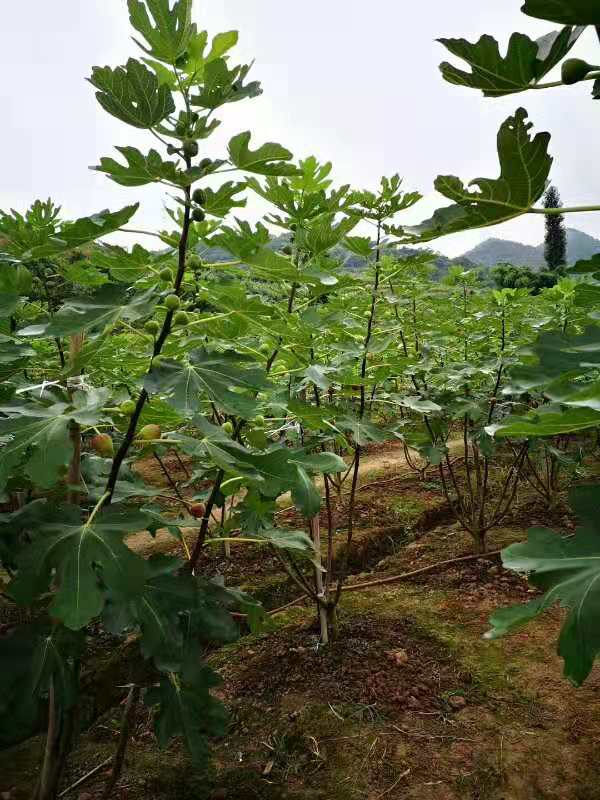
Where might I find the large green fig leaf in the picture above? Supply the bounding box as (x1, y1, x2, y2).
(10, 504, 148, 630)
(145, 660, 227, 766)
(0, 623, 84, 747)
(228, 132, 299, 176)
(0, 392, 108, 490)
(488, 486, 600, 685)
(336, 416, 388, 446)
(191, 60, 262, 110)
(201, 182, 247, 218)
(394, 109, 552, 242)
(19, 285, 156, 338)
(94, 147, 195, 188)
(181, 29, 239, 79)
(508, 327, 600, 393)
(297, 214, 359, 255)
(0, 268, 23, 316)
(128, 0, 194, 63)
(439, 27, 583, 97)
(290, 465, 321, 518)
(89, 243, 172, 283)
(0, 199, 60, 258)
(489, 406, 600, 438)
(522, 0, 600, 25)
(0, 205, 139, 260)
(89, 59, 175, 128)
(105, 555, 196, 671)
(144, 349, 269, 418)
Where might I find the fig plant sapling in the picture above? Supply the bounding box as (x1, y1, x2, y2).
(0, 0, 327, 795)
(410, 0, 600, 676)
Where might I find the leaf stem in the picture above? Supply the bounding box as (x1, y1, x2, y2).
(528, 205, 600, 216)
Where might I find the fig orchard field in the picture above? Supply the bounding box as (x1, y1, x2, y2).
(2, 1, 600, 798)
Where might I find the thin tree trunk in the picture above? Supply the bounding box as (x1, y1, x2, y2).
(309, 516, 329, 645)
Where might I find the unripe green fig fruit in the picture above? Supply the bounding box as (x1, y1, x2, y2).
(183, 140, 199, 158)
(120, 400, 137, 416)
(222, 421, 234, 435)
(159, 268, 173, 282)
(259, 343, 271, 355)
(282, 245, 293, 256)
(138, 424, 162, 442)
(192, 208, 206, 223)
(562, 58, 595, 85)
(16, 265, 32, 295)
(187, 254, 203, 270)
(173, 311, 189, 326)
(192, 188, 206, 206)
(145, 320, 161, 335)
(254, 415, 265, 427)
(90, 433, 114, 458)
(199, 158, 212, 171)
(164, 294, 181, 311)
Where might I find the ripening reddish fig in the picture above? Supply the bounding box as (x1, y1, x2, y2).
(138, 424, 162, 442)
(90, 434, 114, 458)
(190, 502, 206, 519)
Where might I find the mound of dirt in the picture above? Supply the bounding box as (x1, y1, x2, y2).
(221, 615, 474, 715)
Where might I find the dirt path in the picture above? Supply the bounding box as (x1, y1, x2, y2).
(127, 439, 464, 559)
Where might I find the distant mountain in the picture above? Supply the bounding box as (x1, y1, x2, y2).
(459, 228, 600, 269)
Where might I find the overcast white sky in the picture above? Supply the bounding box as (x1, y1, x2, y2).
(2, 2, 600, 257)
